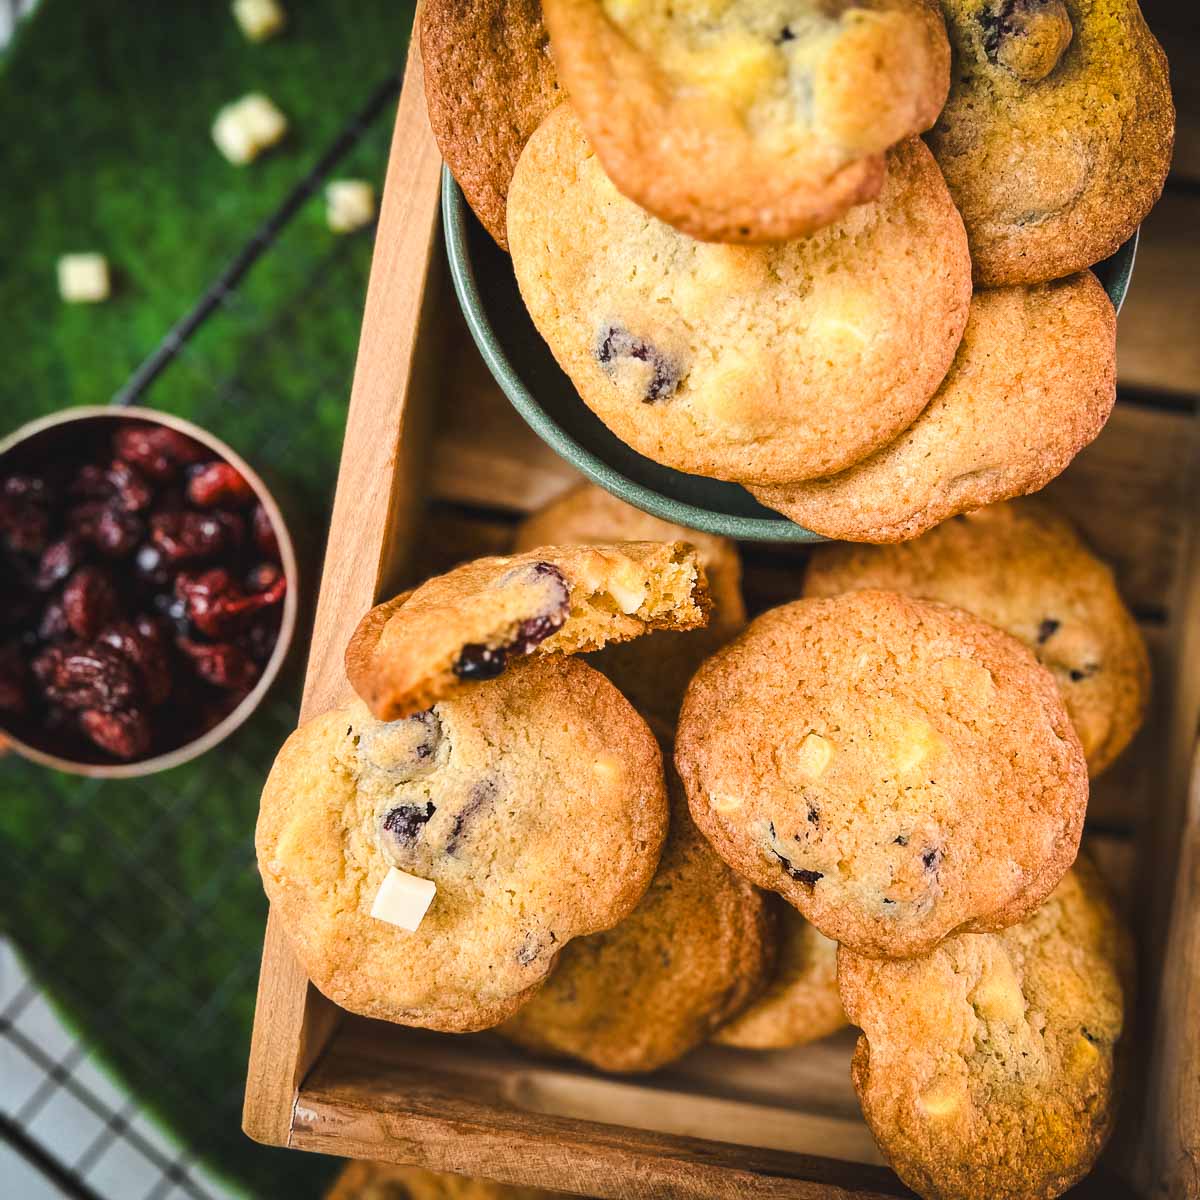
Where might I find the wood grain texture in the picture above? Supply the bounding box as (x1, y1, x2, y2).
(1116, 192, 1200, 398)
(243, 20, 445, 1148)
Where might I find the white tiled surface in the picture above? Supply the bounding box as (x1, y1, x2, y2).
(0, 940, 243, 1200)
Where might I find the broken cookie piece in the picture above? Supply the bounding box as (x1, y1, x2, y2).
(346, 542, 710, 721)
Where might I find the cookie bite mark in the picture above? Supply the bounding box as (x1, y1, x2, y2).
(980, 0, 1073, 81)
(347, 542, 710, 721)
(595, 322, 685, 403)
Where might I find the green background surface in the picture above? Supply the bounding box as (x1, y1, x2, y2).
(0, 2, 416, 1195)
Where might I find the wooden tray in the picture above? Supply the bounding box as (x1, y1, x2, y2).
(243, 24, 1200, 1199)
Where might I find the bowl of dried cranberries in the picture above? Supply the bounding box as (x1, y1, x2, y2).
(0, 406, 298, 776)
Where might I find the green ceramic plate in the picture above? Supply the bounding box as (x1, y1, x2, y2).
(444, 170, 1138, 543)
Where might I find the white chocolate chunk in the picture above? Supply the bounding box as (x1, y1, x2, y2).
(370, 867, 436, 931)
(794, 732, 833, 779)
(918, 1076, 964, 1120)
(592, 753, 623, 783)
(213, 93, 288, 165)
(232, 0, 286, 42)
(607, 571, 648, 615)
(709, 791, 744, 813)
(970, 955, 1025, 1025)
(57, 254, 110, 303)
(325, 180, 377, 234)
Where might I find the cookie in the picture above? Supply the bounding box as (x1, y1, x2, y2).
(750, 273, 1116, 540)
(542, 0, 950, 243)
(838, 857, 1132, 1200)
(421, 0, 561, 249)
(804, 499, 1150, 777)
(346, 543, 709, 722)
(513, 483, 746, 733)
(928, 0, 1173, 285)
(500, 772, 774, 1072)
(711, 900, 845, 1050)
(508, 106, 971, 487)
(327, 1162, 567, 1200)
(676, 589, 1088, 959)
(257, 658, 668, 1032)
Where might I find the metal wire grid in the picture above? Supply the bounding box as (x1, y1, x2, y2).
(0, 64, 403, 1200)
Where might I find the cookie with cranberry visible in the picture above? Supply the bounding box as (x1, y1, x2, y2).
(327, 1161, 569, 1199)
(508, 107, 971, 487)
(258, 657, 668, 1032)
(929, 0, 1173, 285)
(750, 273, 1115, 540)
(676, 590, 1087, 959)
(421, 0, 561, 249)
(804, 499, 1150, 777)
(712, 900, 846, 1049)
(346, 542, 709, 722)
(839, 856, 1132, 1200)
(543, 0, 949, 243)
(500, 773, 774, 1072)
(514, 483, 745, 734)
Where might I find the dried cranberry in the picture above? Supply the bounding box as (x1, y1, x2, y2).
(152, 591, 192, 638)
(35, 537, 83, 591)
(98, 621, 172, 706)
(0, 643, 27, 714)
(252, 503, 279, 559)
(32, 642, 138, 712)
(1, 561, 37, 629)
(112, 424, 207, 481)
(176, 637, 259, 690)
(150, 511, 230, 564)
(176, 568, 285, 638)
(69, 504, 143, 559)
(3, 475, 50, 503)
(105, 460, 154, 512)
(382, 802, 436, 844)
(79, 708, 151, 760)
(62, 567, 120, 640)
(246, 563, 281, 593)
(595, 323, 682, 403)
(38, 602, 70, 642)
(134, 542, 171, 586)
(237, 613, 282, 664)
(0, 490, 50, 556)
(453, 644, 507, 680)
(186, 462, 255, 508)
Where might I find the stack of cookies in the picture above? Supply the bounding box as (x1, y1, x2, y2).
(422, 0, 1173, 541)
(258, 474, 1149, 1199)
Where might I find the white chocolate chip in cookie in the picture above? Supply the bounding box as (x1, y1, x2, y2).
(1066, 1032, 1101, 1076)
(793, 732, 833, 779)
(709, 791, 744, 814)
(918, 1074, 966, 1121)
(971, 954, 1025, 1026)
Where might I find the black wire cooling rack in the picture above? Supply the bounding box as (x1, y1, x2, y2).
(0, 61, 402, 1200)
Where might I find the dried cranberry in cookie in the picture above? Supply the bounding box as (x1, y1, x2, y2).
(676, 590, 1087, 959)
(346, 542, 710, 721)
(257, 658, 668, 1032)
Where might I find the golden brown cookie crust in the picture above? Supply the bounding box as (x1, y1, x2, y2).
(543, 0, 950, 242)
(257, 661, 668, 1032)
(804, 498, 1151, 777)
(929, 0, 1174, 285)
(676, 590, 1088, 959)
(508, 108, 971, 486)
(750, 273, 1116, 540)
(500, 775, 774, 1072)
(346, 543, 709, 721)
(513, 483, 747, 734)
(838, 857, 1133, 1200)
(712, 899, 846, 1050)
(421, 0, 561, 249)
